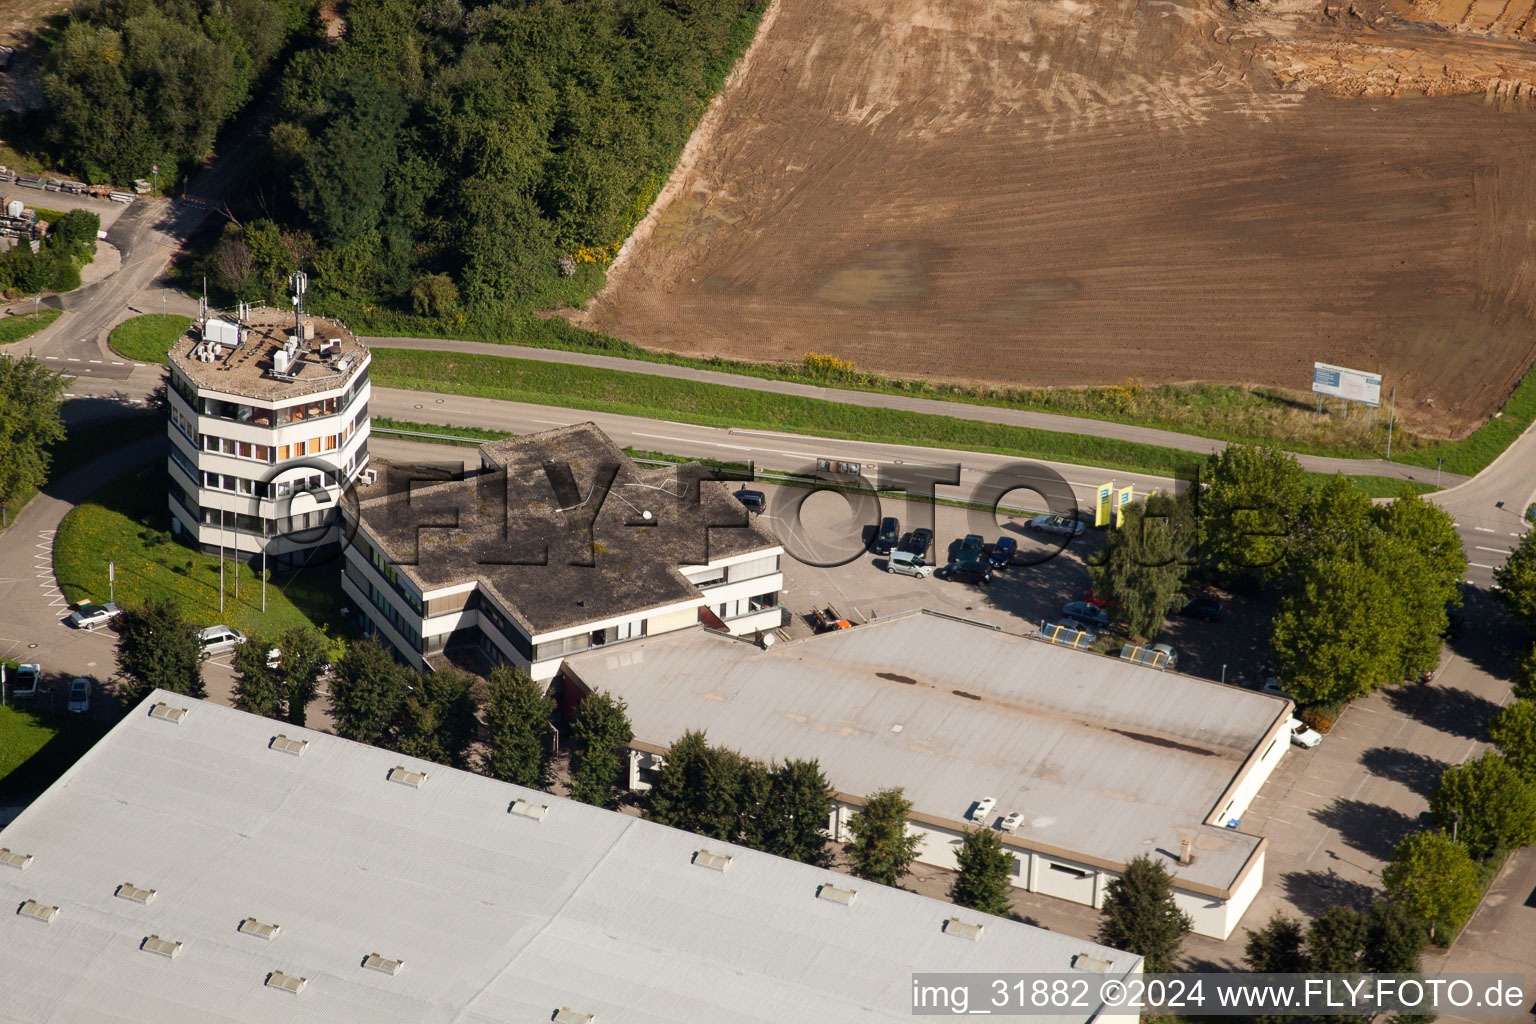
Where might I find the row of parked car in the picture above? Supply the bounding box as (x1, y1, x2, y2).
(62, 602, 262, 660)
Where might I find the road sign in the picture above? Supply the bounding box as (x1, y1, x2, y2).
(1312, 362, 1382, 407)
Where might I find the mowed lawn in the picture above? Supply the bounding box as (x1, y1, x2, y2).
(53, 462, 356, 639)
(0, 705, 110, 799)
(0, 308, 61, 345)
(107, 313, 192, 363)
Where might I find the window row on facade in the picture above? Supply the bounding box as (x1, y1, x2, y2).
(194, 414, 363, 466)
(170, 369, 367, 427)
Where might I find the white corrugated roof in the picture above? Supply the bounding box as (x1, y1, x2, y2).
(565, 611, 1289, 892)
(0, 691, 1138, 1023)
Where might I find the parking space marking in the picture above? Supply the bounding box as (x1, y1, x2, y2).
(32, 529, 69, 613)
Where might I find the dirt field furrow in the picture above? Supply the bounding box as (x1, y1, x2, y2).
(577, 0, 1536, 437)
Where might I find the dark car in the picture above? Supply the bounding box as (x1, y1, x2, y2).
(959, 534, 985, 561)
(1443, 604, 1464, 640)
(1179, 595, 1224, 622)
(734, 489, 767, 516)
(874, 516, 901, 555)
(938, 560, 993, 586)
(900, 528, 934, 558)
(988, 536, 1017, 568)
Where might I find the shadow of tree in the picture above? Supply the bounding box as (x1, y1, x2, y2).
(1311, 797, 1425, 862)
(1358, 746, 1450, 799)
(1382, 685, 1500, 743)
(1279, 868, 1378, 918)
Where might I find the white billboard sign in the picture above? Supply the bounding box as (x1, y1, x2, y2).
(1312, 362, 1382, 407)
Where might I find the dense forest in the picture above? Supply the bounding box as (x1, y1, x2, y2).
(40, 0, 765, 332)
(43, 0, 317, 184)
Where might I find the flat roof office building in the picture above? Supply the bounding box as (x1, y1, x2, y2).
(563, 610, 1296, 939)
(0, 692, 1142, 1023)
(343, 423, 785, 677)
(166, 301, 370, 568)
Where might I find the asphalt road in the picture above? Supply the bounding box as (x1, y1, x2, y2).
(361, 335, 1459, 486)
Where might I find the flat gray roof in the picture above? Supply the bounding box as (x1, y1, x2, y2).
(353, 423, 779, 634)
(0, 691, 1137, 1023)
(169, 308, 368, 402)
(564, 611, 1289, 894)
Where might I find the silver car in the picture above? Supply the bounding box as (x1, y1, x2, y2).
(65, 602, 120, 630)
(197, 625, 248, 658)
(886, 551, 934, 579)
(1028, 514, 1084, 538)
(67, 677, 90, 714)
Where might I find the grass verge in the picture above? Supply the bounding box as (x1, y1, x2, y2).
(369, 349, 1434, 496)
(0, 705, 110, 800)
(0, 307, 61, 346)
(107, 313, 192, 362)
(54, 461, 357, 639)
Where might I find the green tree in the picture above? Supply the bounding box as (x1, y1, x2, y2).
(846, 788, 923, 887)
(1270, 555, 1405, 705)
(1305, 906, 1370, 972)
(1517, 646, 1536, 702)
(327, 637, 408, 746)
(1381, 831, 1483, 939)
(760, 759, 835, 866)
(1088, 490, 1195, 639)
(1363, 900, 1428, 973)
(52, 209, 101, 258)
(231, 633, 285, 719)
(1374, 489, 1468, 594)
(394, 667, 477, 768)
(271, 626, 331, 728)
(1429, 751, 1536, 861)
(1289, 474, 1376, 566)
(1495, 528, 1536, 627)
(1095, 854, 1192, 973)
(949, 828, 1015, 917)
(410, 272, 460, 316)
(481, 665, 555, 787)
(0, 354, 68, 514)
(645, 731, 771, 846)
(115, 596, 205, 702)
(568, 691, 633, 809)
(1490, 700, 1536, 783)
(1243, 913, 1309, 973)
(1199, 444, 1309, 587)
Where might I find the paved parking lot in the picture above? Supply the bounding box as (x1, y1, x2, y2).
(754, 481, 1272, 688)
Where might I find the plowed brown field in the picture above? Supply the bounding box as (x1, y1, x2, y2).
(574, 0, 1536, 438)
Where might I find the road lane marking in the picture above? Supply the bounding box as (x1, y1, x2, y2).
(1470, 562, 1494, 569)
(1474, 526, 1495, 533)
(65, 357, 79, 362)
(1475, 545, 1507, 553)
(88, 359, 101, 364)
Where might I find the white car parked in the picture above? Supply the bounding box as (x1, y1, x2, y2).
(886, 551, 934, 579)
(1287, 716, 1322, 749)
(197, 625, 248, 659)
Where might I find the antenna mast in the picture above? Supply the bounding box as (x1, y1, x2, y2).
(289, 270, 308, 337)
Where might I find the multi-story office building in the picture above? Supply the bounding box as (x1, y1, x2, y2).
(165, 304, 371, 568)
(342, 422, 785, 678)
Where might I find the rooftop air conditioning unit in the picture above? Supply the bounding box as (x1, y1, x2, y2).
(273, 349, 291, 375)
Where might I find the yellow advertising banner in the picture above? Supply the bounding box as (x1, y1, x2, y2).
(1115, 485, 1135, 527)
(1095, 482, 1113, 527)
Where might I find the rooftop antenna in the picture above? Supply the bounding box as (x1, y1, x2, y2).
(198, 277, 207, 325)
(289, 270, 307, 338)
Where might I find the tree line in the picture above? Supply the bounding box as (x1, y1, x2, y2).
(0, 352, 67, 516)
(42, 0, 315, 185)
(171, 0, 767, 334)
(1090, 444, 1465, 712)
